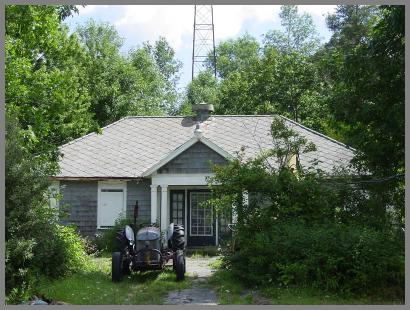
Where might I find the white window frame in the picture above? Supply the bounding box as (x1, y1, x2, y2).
(97, 180, 127, 229)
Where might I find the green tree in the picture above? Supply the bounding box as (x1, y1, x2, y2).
(143, 37, 183, 114)
(263, 5, 321, 55)
(77, 22, 182, 124)
(5, 113, 88, 303)
(77, 20, 139, 126)
(256, 48, 327, 130)
(200, 7, 328, 132)
(127, 47, 171, 115)
(326, 5, 379, 51)
(5, 5, 97, 156)
(217, 69, 259, 115)
(318, 5, 405, 227)
(207, 34, 261, 115)
(259, 5, 327, 130)
(210, 33, 260, 79)
(324, 5, 404, 176)
(178, 71, 219, 115)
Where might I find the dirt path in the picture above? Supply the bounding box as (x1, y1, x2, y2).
(163, 256, 219, 305)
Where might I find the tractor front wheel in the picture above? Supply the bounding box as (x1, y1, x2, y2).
(112, 252, 123, 282)
(175, 250, 185, 281)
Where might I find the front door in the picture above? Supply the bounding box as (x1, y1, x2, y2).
(187, 190, 216, 246)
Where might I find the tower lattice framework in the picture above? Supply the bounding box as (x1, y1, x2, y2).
(192, 5, 216, 80)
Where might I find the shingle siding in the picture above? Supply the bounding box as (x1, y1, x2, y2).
(60, 181, 98, 236)
(60, 179, 152, 236)
(126, 179, 151, 223)
(158, 142, 228, 174)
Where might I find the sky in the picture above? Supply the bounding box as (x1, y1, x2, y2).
(64, 5, 337, 91)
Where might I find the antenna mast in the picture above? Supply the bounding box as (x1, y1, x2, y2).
(192, 5, 217, 80)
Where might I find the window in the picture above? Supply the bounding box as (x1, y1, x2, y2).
(170, 191, 184, 226)
(190, 192, 213, 236)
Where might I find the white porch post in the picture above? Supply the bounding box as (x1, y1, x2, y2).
(160, 185, 168, 233)
(150, 184, 158, 225)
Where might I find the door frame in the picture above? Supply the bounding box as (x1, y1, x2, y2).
(97, 180, 127, 229)
(186, 189, 216, 246)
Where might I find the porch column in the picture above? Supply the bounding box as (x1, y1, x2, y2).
(160, 185, 168, 233)
(150, 184, 158, 225)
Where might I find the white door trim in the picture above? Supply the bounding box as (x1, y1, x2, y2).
(97, 180, 127, 229)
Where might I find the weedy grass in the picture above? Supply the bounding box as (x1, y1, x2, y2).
(207, 258, 403, 305)
(186, 246, 219, 258)
(260, 285, 404, 305)
(36, 257, 192, 305)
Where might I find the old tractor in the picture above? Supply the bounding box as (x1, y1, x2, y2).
(111, 201, 186, 282)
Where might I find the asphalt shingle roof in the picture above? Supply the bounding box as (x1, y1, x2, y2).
(56, 115, 355, 178)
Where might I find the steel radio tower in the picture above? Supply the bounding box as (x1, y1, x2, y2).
(191, 5, 216, 80)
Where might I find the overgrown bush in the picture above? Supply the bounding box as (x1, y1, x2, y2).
(81, 235, 101, 256)
(94, 216, 152, 253)
(229, 221, 404, 296)
(208, 117, 404, 299)
(5, 115, 89, 303)
(31, 224, 90, 278)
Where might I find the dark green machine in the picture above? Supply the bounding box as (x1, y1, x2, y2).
(111, 201, 186, 282)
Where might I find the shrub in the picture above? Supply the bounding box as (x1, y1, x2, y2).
(31, 224, 90, 278)
(94, 217, 132, 253)
(208, 118, 404, 299)
(226, 221, 404, 296)
(81, 235, 101, 256)
(94, 216, 152, 253)
(5, 115, 90, 303)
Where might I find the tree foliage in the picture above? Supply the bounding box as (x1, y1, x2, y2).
(210, 33, 260, 79)
(5, 5, 97, 156)
(5, 3, 405, 302)
(184, 7, 328, 131)
(263, 5, 321, 55)
(322, 5, 404, 176)
(5, 114, 89, 303)
(76, 22, 183, 126)
(207, 118, 404, 298)
(144, 37, 183, 114)
(5, 5, 182, 302)
(178, 70, 219, 115)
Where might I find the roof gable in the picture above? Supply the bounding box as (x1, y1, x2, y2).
(155, 141, 228, 175)
(142, 136, 232, 177)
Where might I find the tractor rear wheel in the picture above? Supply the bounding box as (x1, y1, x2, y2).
(112, 252, 123, 282)
(175, 250, 185, 281)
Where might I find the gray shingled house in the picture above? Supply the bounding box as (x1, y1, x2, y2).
(50, 104, 354, 247)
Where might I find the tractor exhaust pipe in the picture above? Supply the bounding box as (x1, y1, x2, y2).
(134, 200, 139, 229)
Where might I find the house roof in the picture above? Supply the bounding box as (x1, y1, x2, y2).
(55, 115, 355, 179)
